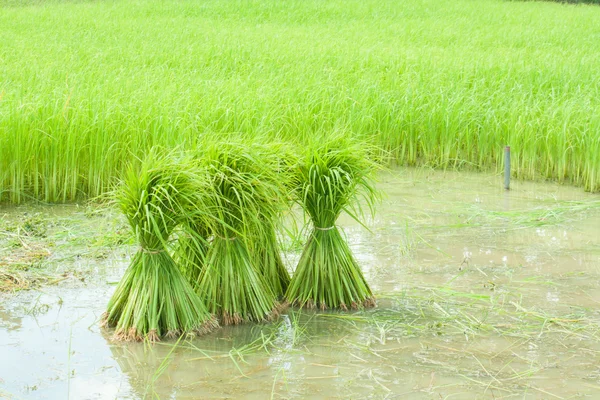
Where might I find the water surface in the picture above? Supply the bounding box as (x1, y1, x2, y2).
(1, 168, 599, 399)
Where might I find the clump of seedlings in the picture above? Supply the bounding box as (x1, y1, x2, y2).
(175, 221, 211, 285)
(246, 143, 296, 299)
(285, 136, 380, 310)
(192, 141, 287, 325)
(104, 138, 380, 341)
(252, 218, 289, 298)
(102, 151, 218, 341)
(178, 141, 294, 301)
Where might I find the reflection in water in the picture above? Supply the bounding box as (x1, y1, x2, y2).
(0, 306, 22, 331)
(108, 339, 175, 399)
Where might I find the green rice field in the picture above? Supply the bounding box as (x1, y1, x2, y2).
(1, 0, 600, 203)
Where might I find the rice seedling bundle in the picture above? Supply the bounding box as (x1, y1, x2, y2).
(193, 142, 285, 325)
(176, 140, 292, 299)
(252, 221, 289, 298)
(175, 222, 211, 285)
(285, 137, 380, 310)
(102, 152, 218, 341)
(246, 143, 296, 298)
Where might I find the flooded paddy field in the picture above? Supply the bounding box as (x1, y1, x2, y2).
(1, 168, 600, 399)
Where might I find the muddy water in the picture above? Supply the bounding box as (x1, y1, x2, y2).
(1, 169, 600, 399)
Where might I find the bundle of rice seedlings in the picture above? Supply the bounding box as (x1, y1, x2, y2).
(247, 143, 296, 298)
(102, 151, 218, 341)
(252, 218, 289, 298)
(194, 141, 286, 325)
(175, 222, 211, 285)
(176, 141, 292, 298)
(285, 136, 381, 310)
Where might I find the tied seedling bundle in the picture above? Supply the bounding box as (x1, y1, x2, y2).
(193, 142, 286, 325)
(285, 137, 380, 310)
(176, 221, 211, 285)
(102, 152, 218, 341)
(247, 143, 296, 298)
(253, 219, 289, 298)
(177, 141, 292, 299)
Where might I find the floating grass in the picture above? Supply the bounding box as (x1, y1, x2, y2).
(286, 136, 380, 310)
(102, 151, 218, 341)
(193, 141, 285, 324)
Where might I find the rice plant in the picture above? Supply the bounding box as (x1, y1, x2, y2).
(246, 143, 296, 298)
(193, 141, 286, 324)
(2, 0, 600, 204)
(252, 220, 290, 298)
(175, 222, 211, 285)
(102, 151, 218, 341)
(175, 139, 293, 299)
(285, 136, 381, 310)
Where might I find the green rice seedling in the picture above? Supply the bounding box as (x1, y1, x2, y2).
(102, 151, 218, 341)
(3, 0, 600, 204)
(177, 139, 293, 298)
(193, 141, 285, 325)
(175, 222, 211, 285)
(252, 220, 290, 298)
(247, 143, 297, 298)
(285, 136, 380, 310)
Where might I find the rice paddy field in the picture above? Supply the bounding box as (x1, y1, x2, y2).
(2, 0, 600, 203)
(3, 0, 600, 399)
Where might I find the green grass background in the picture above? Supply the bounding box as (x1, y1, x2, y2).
(1, 0, 600, 203)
